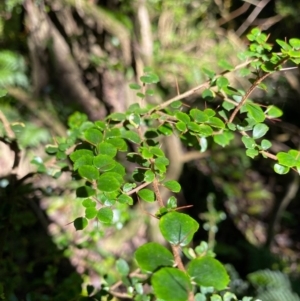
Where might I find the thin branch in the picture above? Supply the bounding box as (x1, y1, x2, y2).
(126, 181, 150, 196)
(0, 110, 15, 139)
(152, 177, 164, 207)
(236, 0, 271, 36)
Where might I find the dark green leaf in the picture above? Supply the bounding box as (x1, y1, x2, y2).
(159, 212, 199, 246)
(84, 128, 103, 145)
(98, 173, 121, 192)
(138, 189, 155, 202)
(76, 186, 96, 198)
(97, 207, 113, 224)
(135, 242, 174, 272)
(176, 111, 190, 123)
(122, 130, 141, 144)
(187, 256, 229, 290)
(74, 155, 94, 170)
(207, 117, 225, 129)
(93, 154, 116, 171)
(98, 142, 117, 158)
(190, 109, 208, 123)
(198, 125, 213, 137)
(176, 121, 187, 132)
(70, 149, 94, 162)
(74, 217, 88, 230)
(152, 268, 192, 301)
(78, 165, 99, 181)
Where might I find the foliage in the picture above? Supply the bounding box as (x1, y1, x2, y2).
(27, 29, 299, 300)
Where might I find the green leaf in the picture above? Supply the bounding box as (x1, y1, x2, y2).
(170, 101, 182, 109)
(107, 112, 126, 121)
(266, 105, 283, 118)
(202, 89, 215, 99)
(74, 217, 88, 230)
(93, 154, 116, 171)
(190, 109, 208, 123)
(140, 72, 159, 84)
(146, 89, 155, 96)
(70, 149, 94, 162)
(82, 198, 96, 208)
(242, 136, 256, 149)
(289, 38, 300, 49)
(176, 111, 190, 123)
(122, 130, 141, 144)
(187, 122, 201, 132)
(167, 196, 177, 209)
(76, 186, 95, 198)
(98, 142, 117, 157)
(106, 128, 121, 138)
(199, 137, 208, 152)
(78, 165, 99, 181)
(198, 125, 213, 137)
(252, 123, 269, 139)
(176, 121, 187, 132)
(276, 39, 292, 51)
(144, 170, 155, 182)
(216, 76, 229, 89)
(74, 155, 94, 170)
(97, 207, 113, 224)
(218, 59, 234, 71)
(138, 189, 155, 202)
(274, 163, 290, 174)
(128, 113, 141, 128)
(116, 259, 130, 276)
(149, 146, 165, 157)
(159, 212, 199, 246)
(129, 83, 141, 90)
(207, 117, 225, 129)
(98, 173, 121, 192)
(117, 194, 133, 205)
(245, 103, 265, 123)
(135, 242, 174, 272)
(202, 68, 215, 79)
(85, 207, 97, 219)
(45, 144, 58, 154)
(187, 256, 229, 290)
(163, 180, 181, 193)
(277, 151, 300, 167)
(152, 267, 192, 301)
(261, 139, 272, 150)
(158, 124, 173, 136)
(84, 128, 103, 145)
(107, 138, 127, 151)
(246, 148, 259, 158)
(213, 131, 234, 147)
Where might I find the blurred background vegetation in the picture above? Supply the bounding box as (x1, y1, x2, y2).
(1, 0, 300, 300)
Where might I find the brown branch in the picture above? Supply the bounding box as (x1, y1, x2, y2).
(126, 181, 150, 196)
(0, 110, 15, 139)
(228, 72, 271, 124)
(218, 2, 251, 26)
(152, 177, 164, 207)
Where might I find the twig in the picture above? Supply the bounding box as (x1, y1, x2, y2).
(218, 2, 251, 26)
(152, 177, 164, 207)
(0, 110, 15, 139)
(236, 0, 271, 36)
(126, 181, 150, 196)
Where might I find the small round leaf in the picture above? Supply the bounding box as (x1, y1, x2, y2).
(159, 212, 199, 246)
(163, 180, 181, 193)
(137, 189, 155, 202)
(187, 256, 230, 290)
(152, 267, 192, 301)
(74, 217, 88, 230)
(135, 242, 174, 272)
(97, 207, 113, 224)
(98, 173, 121, 192)
(78, 165, 99, 181)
